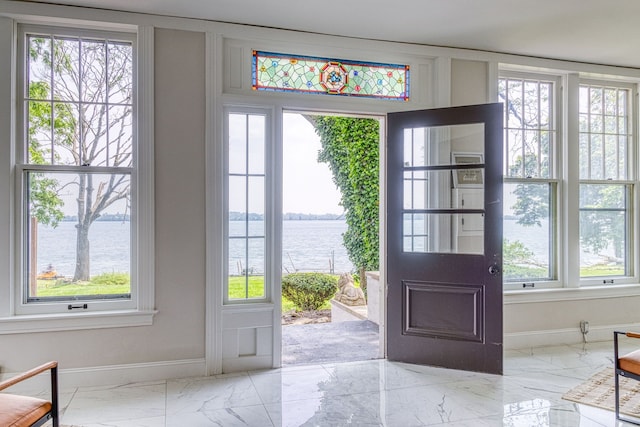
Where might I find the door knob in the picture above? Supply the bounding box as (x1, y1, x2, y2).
(488, 264, 500, 275)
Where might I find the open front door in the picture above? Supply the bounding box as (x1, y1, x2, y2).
(386, 103, 503, 374)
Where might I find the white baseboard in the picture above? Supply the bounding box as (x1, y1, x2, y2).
(1, 358, 207, 392)
(222, 355, 272, 373)
(504, 322, 640, 350)
(60, 358, 207, 388)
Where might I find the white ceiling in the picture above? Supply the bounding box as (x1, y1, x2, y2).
(20, 0, 640, 69)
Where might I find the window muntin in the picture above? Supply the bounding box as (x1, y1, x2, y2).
(499, 75, 557, 285)
(226, 112, 268, 302)
(579, 83, 632, 281)
(18, 26, 136, 310)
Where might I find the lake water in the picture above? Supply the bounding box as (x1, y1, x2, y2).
(36, 218, 604, 279)
(36, 220, 354, 277)
(229, 220, 354, 275)
(36, 221, 131, 277)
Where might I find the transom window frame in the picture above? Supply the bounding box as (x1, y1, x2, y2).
(499, 67, 640, 291)
(0, 19, 155, 333)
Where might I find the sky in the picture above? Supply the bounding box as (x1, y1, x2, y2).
(283, 113, 343, 215)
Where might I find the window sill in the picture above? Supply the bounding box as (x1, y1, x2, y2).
(504, 284, 640, 304)
(0, 309, 157, 335)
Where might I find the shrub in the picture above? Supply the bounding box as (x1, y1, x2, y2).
(281, 273, 338, 311)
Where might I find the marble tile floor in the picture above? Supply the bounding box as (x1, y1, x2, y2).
(43, 340, 640, 426)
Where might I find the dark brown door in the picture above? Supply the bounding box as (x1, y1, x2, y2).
(386, 103, 503, 374)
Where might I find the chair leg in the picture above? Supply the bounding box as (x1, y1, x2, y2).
(51, 365, 59, 427)
(615, 371, 620, 421)
(616, 372, 640, 426)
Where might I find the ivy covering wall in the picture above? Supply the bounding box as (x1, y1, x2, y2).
(311, 116, 380, 292)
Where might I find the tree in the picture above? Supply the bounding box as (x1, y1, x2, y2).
(579, 184, 625, 259)
(499, 80, 627, 267)
(27, 82, 65, 228)
(27, 35, 133, 282)
(310, 116, 380, 292)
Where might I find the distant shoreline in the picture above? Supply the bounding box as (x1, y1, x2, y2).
(230, 212, 345, 221)
(59, 214, 345, 222)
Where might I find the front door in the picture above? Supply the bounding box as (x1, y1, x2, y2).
(386, 103, 503, 374)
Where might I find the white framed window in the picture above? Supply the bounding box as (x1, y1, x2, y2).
(499, 73, 560, 289)
(224, 107, 271, 304)
(0, 21, 155, 331)
(499, 70, 637, 290)
(578, 81, 634, 284)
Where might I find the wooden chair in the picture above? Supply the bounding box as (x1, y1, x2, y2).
(614, 331, 640, 425)
(0, 361, 59, 427)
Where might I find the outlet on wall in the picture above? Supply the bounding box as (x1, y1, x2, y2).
(580, 320, 589, 334)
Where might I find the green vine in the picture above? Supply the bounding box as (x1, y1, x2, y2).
(311, 116, 380, 293)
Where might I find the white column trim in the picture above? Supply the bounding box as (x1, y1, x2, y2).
(137, 25, 155, 311)
(205, 31, 224, 375)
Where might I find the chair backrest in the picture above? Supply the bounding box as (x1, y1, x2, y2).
(0, 361, 59, 427)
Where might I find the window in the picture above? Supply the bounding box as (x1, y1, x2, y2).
(499, 70, 637, 289)
(252, 51, 410, 100)
(579, 82, 633, 281)
(225, 109, 269, 303)
(14, 24, 142, 315)
(499, 74, 558, 286)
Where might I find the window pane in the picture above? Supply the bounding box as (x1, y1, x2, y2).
(27, 36, 52, 100)
(26, 171, 131, 301)
(228, 114, 247, 174)
(247, 237, 266, 298)
(107, 105, 133, 167)
(81, 40, 107, 103)
(82, 103, 108, 165)
(252, 50, 409, 100)
(403, 170, 427, 210)
(27, 33, 134, 168)
(107, 41, 133, 105)
(403, 127, 427, 167)
(27, 101, 53, 165)
(226, 112, 267, 302)
(503, 182, 553, 282)
(499, 77, 554, 179)
(403, 213, 427, 252)
(248, 115, 265, 174)
(579, 84, 630, 180)
(227, 238, 266, 300)
(579, 184, 628, 278)
(52, 37, 80, 102)
(403, 213, 483, 254)
(229, 238, 247, 277)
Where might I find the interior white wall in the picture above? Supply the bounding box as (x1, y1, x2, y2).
(0, 1, 639, 381)
(0, 27, 208, 377)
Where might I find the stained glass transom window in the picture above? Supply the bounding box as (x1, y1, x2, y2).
(252, 51, 410, 101)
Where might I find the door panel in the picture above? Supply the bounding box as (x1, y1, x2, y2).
(386, 103, 503, 374)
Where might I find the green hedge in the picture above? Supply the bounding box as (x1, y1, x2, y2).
(281, 273, 338, 311)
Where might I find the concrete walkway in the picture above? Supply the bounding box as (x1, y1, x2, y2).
(281, 320, 380, 366)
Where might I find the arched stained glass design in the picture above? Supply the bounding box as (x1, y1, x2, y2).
(252, 51, 410, 101)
